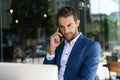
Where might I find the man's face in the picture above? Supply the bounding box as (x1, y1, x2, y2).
(58, 15, 80, 42)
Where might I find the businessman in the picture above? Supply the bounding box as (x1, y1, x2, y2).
(43, 6, 101, 80)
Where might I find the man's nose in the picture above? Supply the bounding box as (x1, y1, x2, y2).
(64, 28, 68, 33)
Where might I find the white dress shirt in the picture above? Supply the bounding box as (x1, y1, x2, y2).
(46, 33, 81, 80)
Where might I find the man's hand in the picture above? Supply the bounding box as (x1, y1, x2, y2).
(48, 28, 63, 55)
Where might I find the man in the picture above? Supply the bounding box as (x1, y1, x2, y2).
(43, 6, 100, 80)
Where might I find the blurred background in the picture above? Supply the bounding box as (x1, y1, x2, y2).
(0, 0, 120, 79)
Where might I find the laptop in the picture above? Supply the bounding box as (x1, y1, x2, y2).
(0, 62, 58, 80)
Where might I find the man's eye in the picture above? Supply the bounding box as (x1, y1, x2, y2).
(68, 24, 72, 27)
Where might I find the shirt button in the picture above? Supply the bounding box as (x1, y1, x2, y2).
(49, 57, 51, 59)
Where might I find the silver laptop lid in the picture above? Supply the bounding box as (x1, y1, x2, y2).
(0, 63, 58, 80)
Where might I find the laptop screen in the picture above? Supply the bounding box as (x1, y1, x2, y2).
(0, 63, 58, 80)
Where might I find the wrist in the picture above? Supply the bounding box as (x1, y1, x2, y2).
(48, 46, 56, 55)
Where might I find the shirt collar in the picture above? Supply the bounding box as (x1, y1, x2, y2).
(64, 32, 82, 45)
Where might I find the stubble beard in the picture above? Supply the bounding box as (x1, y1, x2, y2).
(65, 32, 77, 43)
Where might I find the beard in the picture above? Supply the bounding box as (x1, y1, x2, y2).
(65, 32, 77, 43)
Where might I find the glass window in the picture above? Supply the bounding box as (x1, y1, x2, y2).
(90, 0, 120, 51)
(89, 0, 120, 79)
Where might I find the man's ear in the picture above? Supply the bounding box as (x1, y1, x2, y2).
(76, 19, 80, 27)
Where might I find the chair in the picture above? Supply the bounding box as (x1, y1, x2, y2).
(103, 56, 118, 68)
(0, 62, 58, 80)
(106, 56, 118, 62)
(107, 61, 120, 79)
(103, 56, 118, 79)
(107, 61, 120, 73)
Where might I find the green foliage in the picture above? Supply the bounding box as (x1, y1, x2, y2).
(10, 0, 55, 39)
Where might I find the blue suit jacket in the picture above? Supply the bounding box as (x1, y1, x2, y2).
(44, 33, 100, 80)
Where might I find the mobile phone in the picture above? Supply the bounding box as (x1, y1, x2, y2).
(58, 28, 64, 42)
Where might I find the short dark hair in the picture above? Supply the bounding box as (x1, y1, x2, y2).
(56, 6, 78, 24)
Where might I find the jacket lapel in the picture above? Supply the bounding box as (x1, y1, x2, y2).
(56, 41, 65, 68)
(65, 34, 86, 70)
